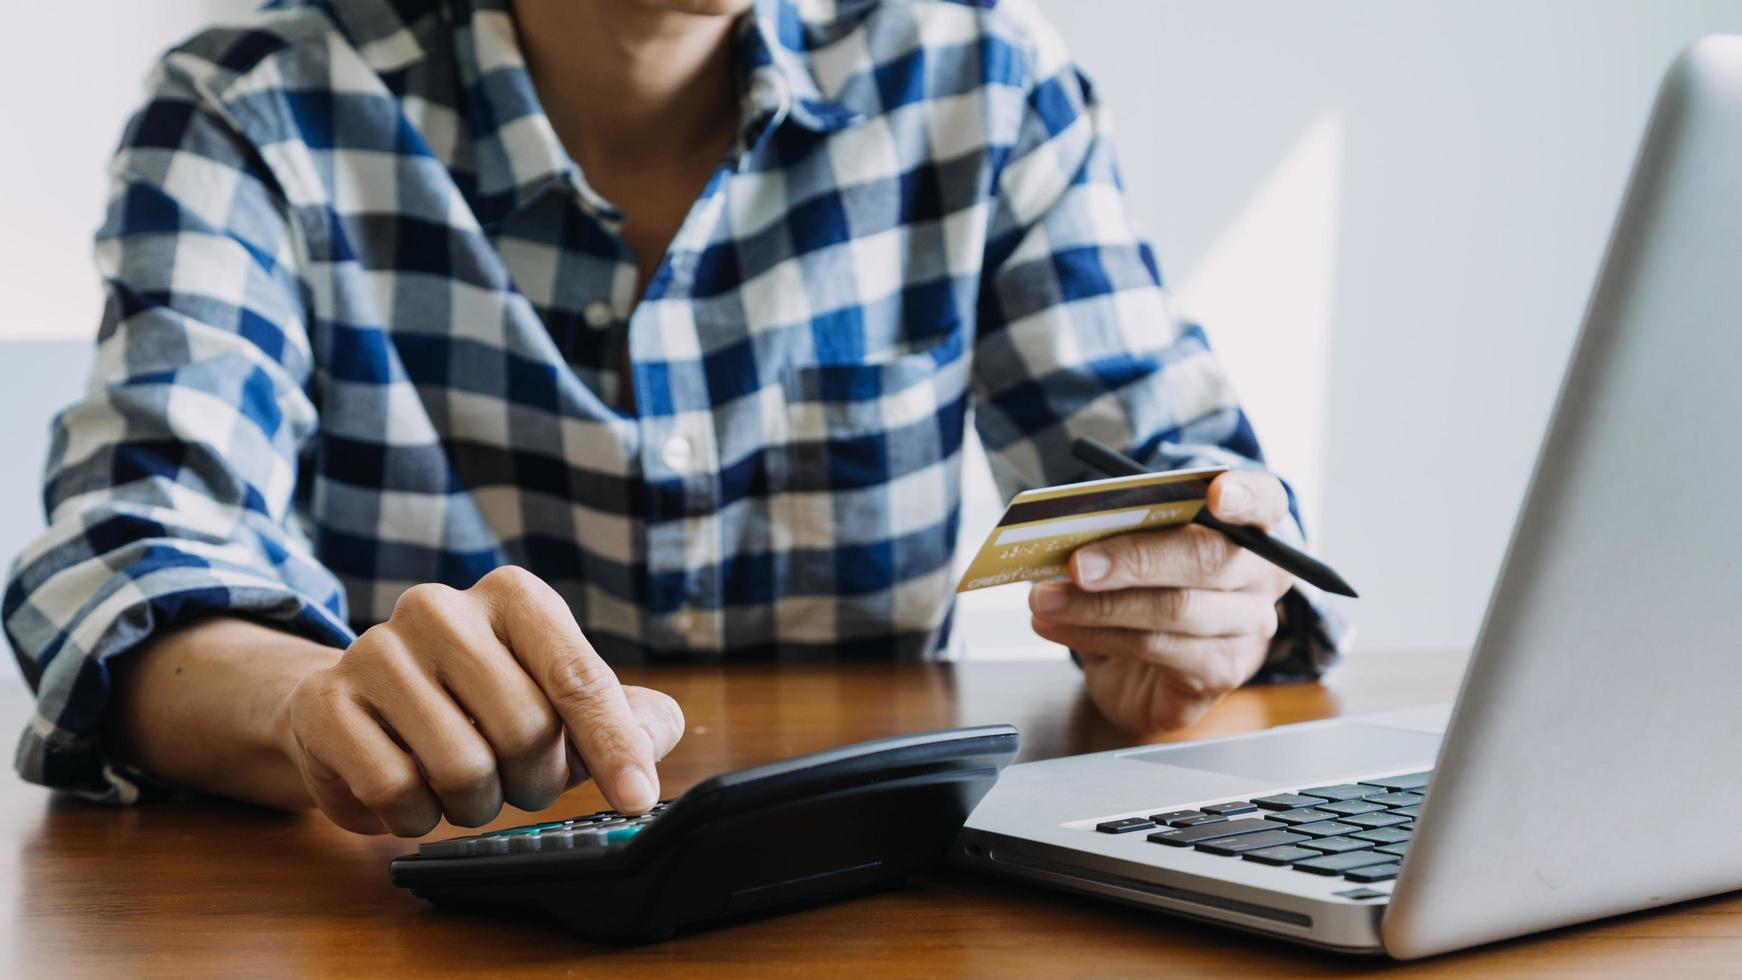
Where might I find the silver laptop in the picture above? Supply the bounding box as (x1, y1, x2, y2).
(952, 37, 1742, 958)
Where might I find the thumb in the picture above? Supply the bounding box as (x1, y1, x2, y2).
(1208, 470, 1290, 529)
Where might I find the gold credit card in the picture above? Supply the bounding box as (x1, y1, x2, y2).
(955, 465, 1226, 592)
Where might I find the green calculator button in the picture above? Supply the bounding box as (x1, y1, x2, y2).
(485, 821, 569, 838)
(605, 826, 643, 843)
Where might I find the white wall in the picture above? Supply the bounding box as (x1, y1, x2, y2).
(4, 2, 1741, 668)
(0, 2, 255, 684)
(1, 1, 260, 342)
(1003, 0, 1742, 653)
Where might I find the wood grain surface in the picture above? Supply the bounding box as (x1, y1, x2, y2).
(3, 651, 1738, 977)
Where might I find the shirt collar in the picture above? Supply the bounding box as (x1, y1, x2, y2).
(739, 0, 867, 143)
(447, 0, 864, 219)
(448, 0, 576, 218)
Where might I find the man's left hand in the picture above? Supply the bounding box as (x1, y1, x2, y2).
(1028, 470, 1296, 735)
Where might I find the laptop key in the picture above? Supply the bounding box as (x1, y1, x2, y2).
(1243, 845, 1324, 866)
(1315, 799, 1388, 817)
(1289, 820, 1363, 838)
(1201, 801, 1259, 816)
(1351, 826, 1411, 845)
(1299, 784, 1387, 801)
(1266, 808, 1337, 825)
(1342, 812, 1412, 829)
(1335, 887, 1389, 900)
(1148, 818, 1282, 847)
(1359, 771, 1431, 792)
(1251, 794, 1324, 811)
(1195, 830, 1310, 856)
(1167, 814, 1227, 828)
(1096, 817, 1157, 834)
(1148, 810, 1201, 825)
(1345, 862, 1403, 883)
(1299, 836, 1375, 854)
(1376, 843, 1410, 857)
(1365, 792, 1423, 808)
(1293, 851, 1398, 876)
(1391, 804, 1423, 818)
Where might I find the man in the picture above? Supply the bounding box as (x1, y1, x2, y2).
(4, 0, 1342, 837)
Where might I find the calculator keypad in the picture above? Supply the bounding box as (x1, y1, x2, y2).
(417, 803, 670, 859)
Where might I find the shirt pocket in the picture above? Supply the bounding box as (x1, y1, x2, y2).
(777, 325, 971, 494)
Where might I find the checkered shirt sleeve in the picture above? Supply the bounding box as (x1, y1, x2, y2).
(3, 65, 356, 801)
(970, 12, 1346, 680)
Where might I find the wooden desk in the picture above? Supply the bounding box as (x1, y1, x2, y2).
(3, 651, 1738, 976)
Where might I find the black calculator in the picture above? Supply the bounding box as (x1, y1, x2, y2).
(389, 724, 1019, 942)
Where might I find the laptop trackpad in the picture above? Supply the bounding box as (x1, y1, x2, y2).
(1121, 723, 1441, 784)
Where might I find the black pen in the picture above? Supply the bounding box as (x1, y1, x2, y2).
(1069, 437, 1358, 598)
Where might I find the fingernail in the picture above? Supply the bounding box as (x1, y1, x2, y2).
(1218, 480, 1251, 516)
(1033, 582, 1068, 613)
(615, 767, 657, 813)
(1076, 550, 1110, 584)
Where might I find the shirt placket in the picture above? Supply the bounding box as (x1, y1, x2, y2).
(630, 198, 727, 655)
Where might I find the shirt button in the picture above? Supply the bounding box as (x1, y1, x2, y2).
(583, 300, 614, 329)
(750, 71, 784, 106)
(661, 436, 694, 472)
(671, 609, 696, 635)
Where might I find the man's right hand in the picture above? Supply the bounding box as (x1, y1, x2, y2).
(281, 566, 683, 837)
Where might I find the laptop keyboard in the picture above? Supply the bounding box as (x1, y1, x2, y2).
(1093, 770, 1431, 889)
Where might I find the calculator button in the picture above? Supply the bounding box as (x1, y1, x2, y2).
(475, 836, 512, 856)
(417, 838, 477, 858)
(605, 825, 643, 844)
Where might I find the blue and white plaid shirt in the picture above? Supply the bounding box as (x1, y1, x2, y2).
(5, 0, 1343, 800)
